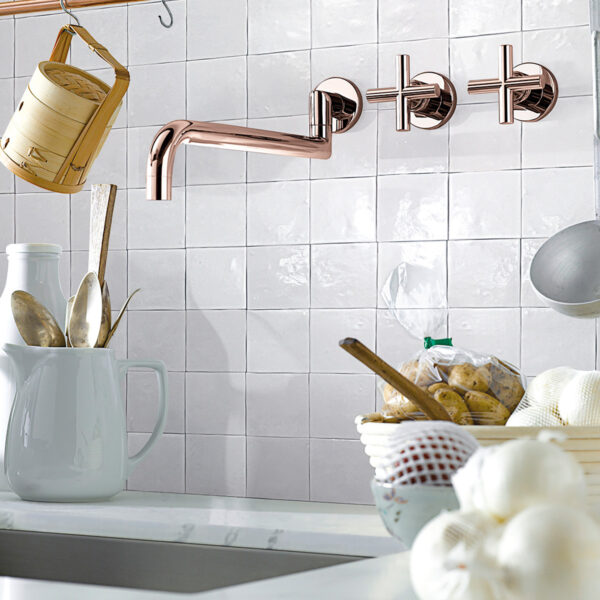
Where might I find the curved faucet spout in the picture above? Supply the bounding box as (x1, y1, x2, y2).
(147, 78, 363, 201)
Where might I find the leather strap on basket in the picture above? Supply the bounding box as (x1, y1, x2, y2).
(49, 25, 129, 187)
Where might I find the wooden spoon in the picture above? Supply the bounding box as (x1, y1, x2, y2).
(68, 272, 103, 348)
(339, 337, 452, 422)
(11, 291, 66, 348)
(88, 184, 116, 287)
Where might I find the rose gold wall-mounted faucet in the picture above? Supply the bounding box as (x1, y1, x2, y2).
(366, 55, 457, 131)
(467, 44, 558, 124)
(146, 77, 362, 201)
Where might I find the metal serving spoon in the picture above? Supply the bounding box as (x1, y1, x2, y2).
(103, 288, 140, 348)
(11, 291, 66, 347)
(68, 272, 103, 348)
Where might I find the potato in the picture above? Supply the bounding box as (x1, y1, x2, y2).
(448, 363, 491, 393)
(428, 382, 451, 394)
(400, 359, 437, 387)
(464, 390, 511, 425)
(488, 364, 525, 413)
(361, 412, 384, 423)
(384, 395, 421, 419)
(433, 389, 473, 426)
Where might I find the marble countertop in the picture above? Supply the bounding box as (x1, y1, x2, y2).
(0, 491, 412, 599)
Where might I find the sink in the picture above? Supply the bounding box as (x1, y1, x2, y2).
(0, 530, 362, 593)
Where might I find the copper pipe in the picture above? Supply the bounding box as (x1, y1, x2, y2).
(147, 77, 366, 201)
(0, 0, 148, 17)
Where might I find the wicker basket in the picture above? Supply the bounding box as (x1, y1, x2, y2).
(0, 25, 129, 194)
(357, 419, 600, 507)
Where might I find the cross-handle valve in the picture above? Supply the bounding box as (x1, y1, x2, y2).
(467, 44, 558, 124)
(366, 54, 457, 131)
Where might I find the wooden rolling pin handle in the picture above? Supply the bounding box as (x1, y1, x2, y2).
(339, 337, 452, 422)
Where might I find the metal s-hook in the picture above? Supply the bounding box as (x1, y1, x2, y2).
(158, 0, 173, 28)
(59, 0, 82, 28)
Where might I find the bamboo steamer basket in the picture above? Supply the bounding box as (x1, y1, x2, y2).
(357, 419, 600, 508)
(0, 25, 129, 194)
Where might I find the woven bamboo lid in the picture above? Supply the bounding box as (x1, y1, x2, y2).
(30, 62, 112, 124)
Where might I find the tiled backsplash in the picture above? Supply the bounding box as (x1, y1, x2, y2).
(0, 0, 595, 503)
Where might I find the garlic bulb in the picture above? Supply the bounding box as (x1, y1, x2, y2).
(452, 447, 496, 512)
(558, 370, 600, 426)
(497, 504, 600, 600)
(410, 509, 503, 600)
(524, 367, 576, 410)
(476, 439, 584, 520)
(506, 406, 562, 427)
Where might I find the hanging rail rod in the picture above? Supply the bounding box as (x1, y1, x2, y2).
(0, 0, 148, 17)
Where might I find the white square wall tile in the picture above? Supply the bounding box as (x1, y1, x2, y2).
(249, 0, 310, 54)
(128, 188, 185, 249)
(247, 245, 309, 309)
(187, 185, 246, 248)
(522, 97, 593, 169)
(523, 0, 588, 29)
(310, 374, 376, 439)
(0, 78, 14, 125)
(247, 310, 309, 373)
(376, 309, 448, 369)
(521, 308, 596, 375)
(186, 310, 247, 372)
(377, 174, 448, 242)
(247, 373, 309, 437)
(312, 0, 377, 48)
(311, 243, 377, 308)
(450, 0, 520, 37)
(186, 435, 246, 497)
(128, 249, 185, 310)
(128, 372, 185, 434)
(448, 240, 520, 308)
(449, 308, 521, 368)
(247, 437, 309, 501)
(128, 434, 185, 493)
(186, 372, 246, 435)
(311, 178, 376, 243)
(522, 167, 594, 238)
(247, 181, 309, 245)
(128, 63, 186, 128)
(378, 110, 448, 175)
(379, 0, 447, 43)
(0, 195, 14, 250)
(247, 116, 309, 182)
(310, 439, 373, 504)
(15, 14, 64, 77)
(449, 171, 521, 239)
(128, 311, 186, 371)
(378, 241, 447, 309)
(312, 110, 377, 179)
(311, 45, 377, 101)
(187, 57, 247, 122)
(128, 0, 186, 65)
(186, 121, 247, 186)
(187, 248, 246, 310)
(0, 19, 14, 78)
(71, 250, 127, 307)
(187, 0, 247, 60)
(523, 28, 591, 98)
(84, 128, 127, 191)
(310, 309, 376, 374)
(248, 52, 310, 119)
(449, 104, 521, 173)
(15, 193, 70, 250)
(450, 33, 521, 105)
(521, 238, 546, 308)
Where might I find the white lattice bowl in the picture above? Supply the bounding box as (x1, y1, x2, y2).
(356, 418, 480, 485)
(370, 481, 459, 548)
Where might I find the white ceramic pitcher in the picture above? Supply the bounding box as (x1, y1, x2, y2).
(3, 344, 167, 502)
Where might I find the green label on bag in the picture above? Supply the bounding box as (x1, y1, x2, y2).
(424, 337, 453, 349)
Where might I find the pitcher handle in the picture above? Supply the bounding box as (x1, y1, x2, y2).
(118, 359, 168, 476)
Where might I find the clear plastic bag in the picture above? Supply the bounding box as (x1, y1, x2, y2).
(376, 340, 525, 426)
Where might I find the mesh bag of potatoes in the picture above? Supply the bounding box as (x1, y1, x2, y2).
(377, 339, 525, 426)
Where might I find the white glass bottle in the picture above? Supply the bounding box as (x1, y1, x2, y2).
(0, 244, 67, 490)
